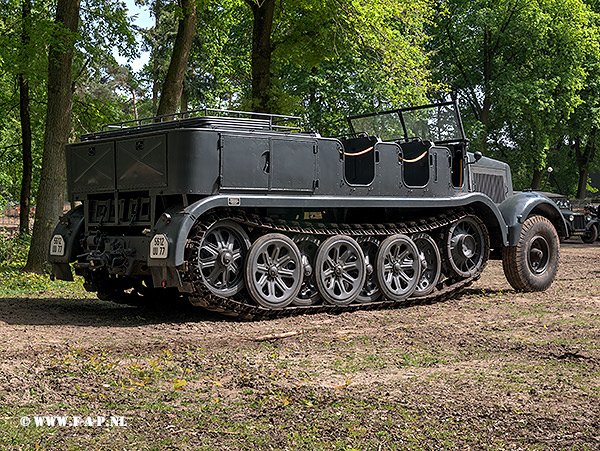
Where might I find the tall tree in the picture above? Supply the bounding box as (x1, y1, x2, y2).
(25, 0, 81, 273)
(430, 0, 596, 190)
(156, 0, 197, 116)
(245, 0, 274, 113)
(18, 0, 32, 235)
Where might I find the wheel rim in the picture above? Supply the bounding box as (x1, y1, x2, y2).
(583, 224, 597, 243)
(376, 234, 421, 301)
(412, 233, 441, 297)
(315, 235, 366, 306)
(293, 235, 321, 306)
(246, 234, 303, 309)
(356, 237, 381, 303)
(198, 221, 249, 296)
(527, 235, 550, 275)
(447, 217, 486, 277)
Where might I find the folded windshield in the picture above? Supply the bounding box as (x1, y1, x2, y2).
(348, 102, 465, 144)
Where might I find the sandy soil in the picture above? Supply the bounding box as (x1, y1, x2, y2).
(0, 242, 599, 450)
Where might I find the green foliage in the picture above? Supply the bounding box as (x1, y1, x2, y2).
(431, 0, 600, 190)
(0, 232, 86, 297)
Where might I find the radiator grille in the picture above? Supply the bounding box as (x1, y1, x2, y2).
(573, 214, 586, 231)
(472, 172, 506, 203)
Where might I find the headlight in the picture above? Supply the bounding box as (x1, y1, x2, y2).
(569, 215, 575, 222)
(586, 215, 592, 221)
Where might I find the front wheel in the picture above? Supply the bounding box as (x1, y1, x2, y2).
(582, 223, 598, 243)
(502, 215, 559, 292)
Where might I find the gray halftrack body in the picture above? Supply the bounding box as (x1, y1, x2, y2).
(49, 102, 567, 318)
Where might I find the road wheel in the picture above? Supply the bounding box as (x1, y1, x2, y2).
(376, 234, 421, 301)
(292, 234, 321, 306)
(582, 223, 598, 243)
(196, 220, 250, 297)
(412, 233, 441, 297)
(315, 235, 366, 306)
(245, 233, 303, 309)
(502, 215, 559, 292)
(356, 236, 381, 303)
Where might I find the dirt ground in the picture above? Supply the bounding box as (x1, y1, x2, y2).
(0, 242, 599, 450)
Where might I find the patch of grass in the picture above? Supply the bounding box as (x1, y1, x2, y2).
(0, 234, 87, 298)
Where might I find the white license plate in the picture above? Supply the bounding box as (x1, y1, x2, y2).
(150, 234, 169, 259)
(50, 235, 65, 256)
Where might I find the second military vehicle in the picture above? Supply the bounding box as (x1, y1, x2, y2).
(48, 101, 567, 318)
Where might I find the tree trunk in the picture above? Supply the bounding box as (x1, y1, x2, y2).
(575, 129, 596, 199)
(246, 0, 275, 113)
(18, 0, 32, 235)
(156, 0, 196, 117)
(531, 169, 544, 190)
(181, 75, 189, 114)
(24, 0, 80, 273)
(19, 74, 32, 235)
(151, 0, 161, 116)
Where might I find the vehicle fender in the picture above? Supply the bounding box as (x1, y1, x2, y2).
(47, 205, 85, 264)
(585, 218, 599, 231)
(498, 192, 568, 246)
(148, 197, 235, 268)
(48, 205, 85, 282)
(149, 193, 511, 267)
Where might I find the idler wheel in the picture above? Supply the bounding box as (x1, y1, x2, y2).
(197, 220, 250, 297)
(376, 234, 421, 301)
(245, 233, 303, 309)
(412, 233, 441, 297)
(446, 216, 489, 278)
(356, 236, 381, 303)
(315, 235, 366, 306)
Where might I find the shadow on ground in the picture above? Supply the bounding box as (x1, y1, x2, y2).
(0, 296, 232, 327)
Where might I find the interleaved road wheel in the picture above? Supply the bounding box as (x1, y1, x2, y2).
(197, 220, 250, 297)
(315, 235, 366, 306)
(502, 215, 559, 292)
(245, 233, 303, 309)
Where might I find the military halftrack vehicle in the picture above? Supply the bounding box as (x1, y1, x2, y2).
(48, 102, 567, 318)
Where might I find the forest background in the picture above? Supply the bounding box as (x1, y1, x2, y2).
(2, 0, 600, 271)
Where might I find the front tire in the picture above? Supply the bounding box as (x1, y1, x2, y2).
(502, 215, 559, 292)
(582, 223, 598, 243)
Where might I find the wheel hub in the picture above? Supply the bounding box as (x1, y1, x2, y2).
(392, 261, 402, 274)
(528, 235, 550, 275)
(268, 266, 279, 278)
(220, 251, 233, 266)
(334, 264, 344, 276)
(530, 248, 543, 264)
(457, 234, 476, 259)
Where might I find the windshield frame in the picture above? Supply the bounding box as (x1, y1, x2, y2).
(347, 101, 467, 145)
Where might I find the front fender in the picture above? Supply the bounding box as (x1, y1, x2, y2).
(585, 218, 599, 232)
(499, 192, 568, 245)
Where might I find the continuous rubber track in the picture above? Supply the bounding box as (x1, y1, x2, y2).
(179, 209, 489, 320)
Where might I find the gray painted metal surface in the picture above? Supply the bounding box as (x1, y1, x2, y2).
(49, 104, 565, 291)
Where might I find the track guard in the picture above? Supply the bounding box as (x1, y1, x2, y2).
(48, 205, 85, 281)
